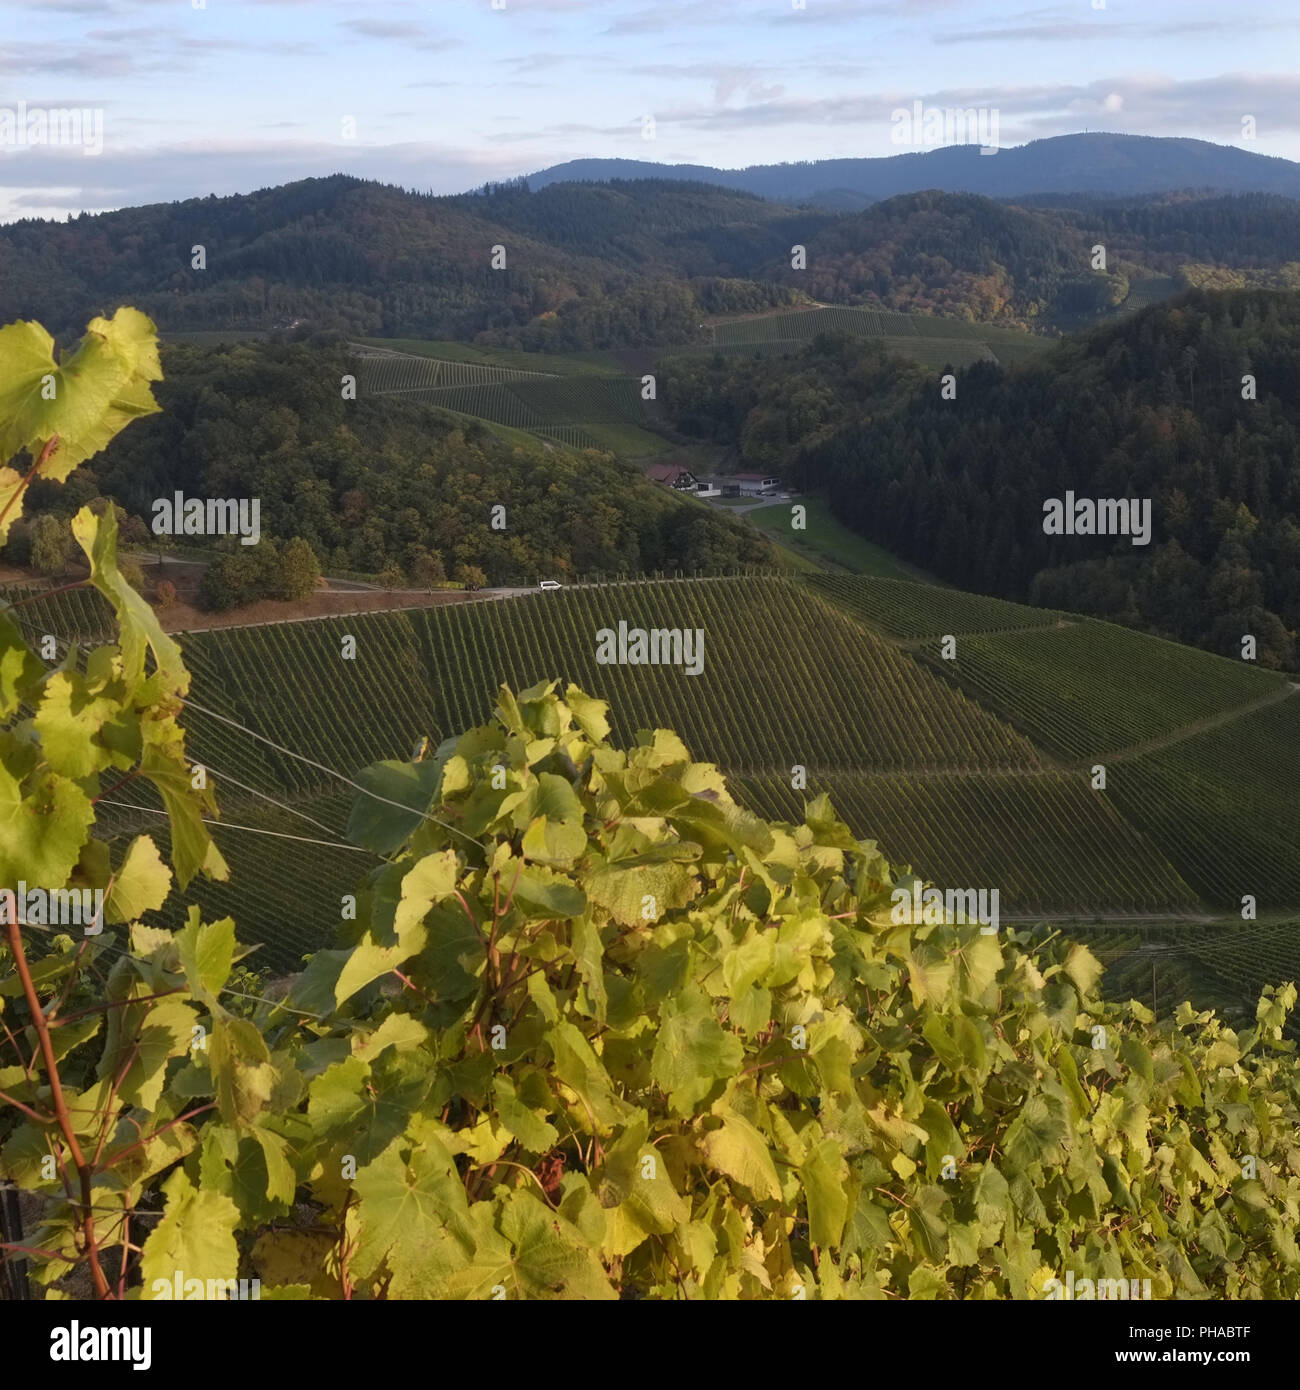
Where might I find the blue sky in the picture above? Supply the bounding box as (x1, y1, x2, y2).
(2, 0, 1299, 222)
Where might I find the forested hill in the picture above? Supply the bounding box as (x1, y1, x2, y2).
(1021, 192, 1300, 270)
(748, 191, 1300, 322)
(16, 337, 774, 585)
(4, 173, 1300, 348)
(661, 288, 1300, 669)
(0, 176, 810, 348)
(528, 134, 1300, 202)
(749, 192, 1095, 322)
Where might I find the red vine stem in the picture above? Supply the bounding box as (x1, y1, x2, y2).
(0, 436, 58, 534)
(4, 911, 112, 1298)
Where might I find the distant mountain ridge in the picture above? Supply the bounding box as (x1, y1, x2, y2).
(527, 134, 1300, 205)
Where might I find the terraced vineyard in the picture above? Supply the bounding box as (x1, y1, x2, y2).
(1103, 922, 1300, 1031)
(510, 376, 645, 424)
(358, 338, 628, 377)
(393, 382, 546, 429)
(1171, 922, 1300, 1020)
(357, 348, 649, 447)
(705, 306, 1049, 370)
(185, 612, 441, 794)
(0, 583, 115, 644)
(917, 620, 1289, 761)
(21, 570, 1292, 979)
(1120, 275, 1181, 313)
(101, 791, 363, 970)
(531, 424, 603, 450)
(1108, 694, 1300, 908)
(737, 771, 1198, 916)
(171, 578, 1039, 778)
(673, 338, 830, 361)
(712, 306, 924, 343)
(358, 352, 551, 391)
(806, 574, 1066, 638)
(877, 337, 994, 368)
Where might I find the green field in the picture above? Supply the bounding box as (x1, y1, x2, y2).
(358, 338, 628, 377)
(579, 423, 668, 457)
(357, 348, 649, 449)
(746, 500, 938, 580)
(701, 304, 1049, 370)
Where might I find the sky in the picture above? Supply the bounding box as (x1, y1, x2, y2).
(2, 0, 1299, 223)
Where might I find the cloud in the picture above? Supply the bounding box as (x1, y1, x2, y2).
(508, 51, 595, 74)
(603, 1, 747, 36)
(628, 62, 788, 106)
(770, 0, 959, 21)
(935, 22, 1121, 44)
(337, 19, 460, 51)
(589, 72, 1300, 142)
(0, 137, 526, 222)
(934, 5, 1298, 44)
(0, 41, 141, 79)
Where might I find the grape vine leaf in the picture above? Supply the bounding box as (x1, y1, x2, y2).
(139, 1169, 240, 1293)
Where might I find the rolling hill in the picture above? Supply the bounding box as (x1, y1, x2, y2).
(3, 169, 1297, 350)
(527, 134, 1300, 203)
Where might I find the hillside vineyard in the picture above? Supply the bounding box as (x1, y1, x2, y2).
(3, 0, 1300, 1326)
(13, 572, 1283, 997)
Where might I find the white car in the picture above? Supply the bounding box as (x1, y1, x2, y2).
(538, 579, 564, 591)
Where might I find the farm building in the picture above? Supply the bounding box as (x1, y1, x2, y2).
(645, 462, 701, 491)
(720, 472, 782, 497)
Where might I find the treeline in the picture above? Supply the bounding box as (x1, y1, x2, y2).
(660, 289, 1300, 668)
(10, 337, 773, 598)
(1026, 191, 1300, 270)
(8, 174, 1299, 352)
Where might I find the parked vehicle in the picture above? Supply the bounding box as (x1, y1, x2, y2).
(538, 579, 563, 591)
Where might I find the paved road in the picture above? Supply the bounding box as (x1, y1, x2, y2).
(703, 496, 797, 516)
